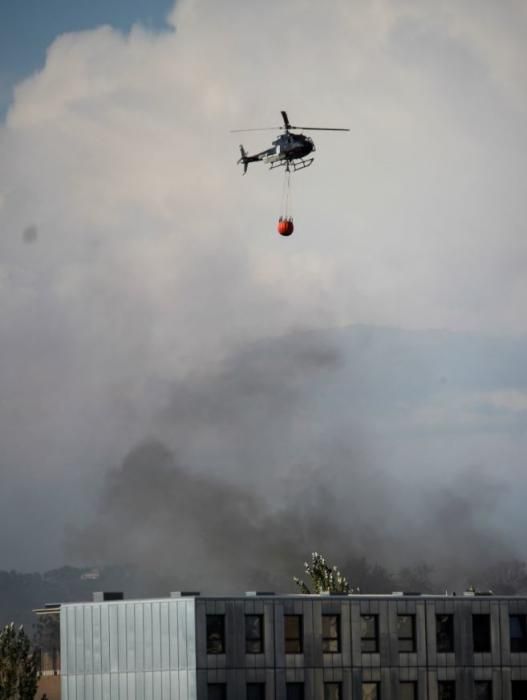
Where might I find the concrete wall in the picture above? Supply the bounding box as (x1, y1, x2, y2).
(60, 597, 196, 700)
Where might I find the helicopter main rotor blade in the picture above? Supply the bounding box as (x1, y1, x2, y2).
(281, 110, 291, 130)
(230, 127, 281, 133)
(289, 126, 350, 131)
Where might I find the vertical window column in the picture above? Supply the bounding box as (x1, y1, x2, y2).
(284, 615, 303, 654)
(472, 615, 491, 653)
(322, 615, 340, 653)
(245, 615, 264, 654)
(206, 615, 225, 655)
(510, 615, 527, 652)
(360, 615, 379, 653)
(436, 615, 454, 653)
(397, 615, 416, 653)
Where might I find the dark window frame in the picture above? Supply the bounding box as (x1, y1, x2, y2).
(436, 614, 454, 653)
(245, 614, 264, 654)
(322, 614, 341, 653)
(474, 680, 493, 700)
(399, 682, 417, 700)
(512, 680, 527, 700)
(361, 681, 380, 700)
(397, 614, 416, 653)
(208, 682, 227, 700)
(438, 680, 456, 700)
(246, 682, 265, 700)
(284, 615, 303, 654)
(472, 614, 491, 653)
(286, 682, 304, 700)
(510, 615, 527, 653)
(324, 681, 342, 700)
(360, 614, 379, 653)
(206, 614, 225, 655)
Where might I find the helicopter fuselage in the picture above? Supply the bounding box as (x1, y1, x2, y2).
(267, 132, 314, 163)
(241, 132, 315, 171)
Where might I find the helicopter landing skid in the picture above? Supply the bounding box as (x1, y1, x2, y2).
(269, 158, 314, 172)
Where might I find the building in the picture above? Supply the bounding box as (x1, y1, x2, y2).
(58, 591, 527, 700)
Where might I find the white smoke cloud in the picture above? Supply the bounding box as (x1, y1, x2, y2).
(1, 0, 527, 570)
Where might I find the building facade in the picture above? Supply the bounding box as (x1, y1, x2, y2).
(60, 593, 527, 700)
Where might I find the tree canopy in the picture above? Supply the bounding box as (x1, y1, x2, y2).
(293, 552, 354, 594)
(0, 623, 38, 700)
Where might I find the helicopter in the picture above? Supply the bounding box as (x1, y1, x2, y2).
(232, 110, 349, 174)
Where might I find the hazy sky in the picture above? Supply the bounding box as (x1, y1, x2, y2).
(1, 0, 527, 581)
(0, 0, 172, 116)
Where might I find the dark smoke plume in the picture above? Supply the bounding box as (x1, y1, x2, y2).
(68, 329, 525, 594)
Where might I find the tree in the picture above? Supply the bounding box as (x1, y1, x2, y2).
(474, 559, 527, 596)
(293, 552, 354, 594)
(0, 623, 38, 700)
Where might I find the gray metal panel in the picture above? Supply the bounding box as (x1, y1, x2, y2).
(67, 605, 76, 675)
(61, 599, 197, 700)
(144, 603, 153, 672)
(117, 602, 127, 672)
(312, 598, 322, 668)
(195, 600, 207, 669)
(83, 604, 93, 675)
(160, 602, 170, 672)
(135, 602, 145, 672)
(303, 598, 314, 666)
(109, 604, 118, 673)
(379, 600, 389, 666)
(152, 602, 162, 672)
(500, 601, 511, 666)
(264, 602, 274, 669)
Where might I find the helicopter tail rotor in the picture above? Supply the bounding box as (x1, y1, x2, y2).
(237, 145, 250, 174)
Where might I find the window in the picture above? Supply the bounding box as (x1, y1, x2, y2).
(399, 682, 416, 700)
(512, 681, 527, 700)
(361, 682, 379, 700)
(322, 615, 340, 653)
(324, 682, 341, 700)
(397, 615, 416, 652)
(438, 681, 455, 700)
(208, 684, 227, 700)
(473, 615, 491, 653)
(246, 615, 264, 654)
(361, 615, 379, 653)
(284, 615, 303, 653)
(510, 615, 527, 652)
(247, 683, 265, 700)
(286, 682, 304, 700)
(436, 615, 454, 653)
(206, 615, 225, 654)
(475, 681, 492, 700)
